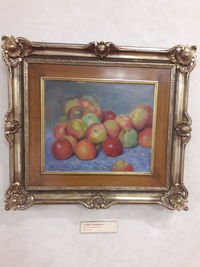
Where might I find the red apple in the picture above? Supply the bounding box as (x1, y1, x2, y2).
(53, 122, 68, 139)
(51, 138, 73, 160)
(115, 114, 133, 129)
(104, 120, 121, 138)
(81, 95, 98, 104)
(75, 139, 96, 160)
(103, 110, 117, 121)
(67, 106, 84, 121)
(64, 135, 77, 152)
(67, 119, 86, 140)
(102, 137, 123, 157)
(139, 127, 152, 147)
(130, 107, 149, 131)
(136, 104, 153, 127)
(84, 103, 103, 121)
(112, 160, 134, 171)
(87, 123, 108, 144)
(80, 99, 92, 108)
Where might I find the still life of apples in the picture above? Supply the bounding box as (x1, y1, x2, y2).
(51, 95, 153, 171)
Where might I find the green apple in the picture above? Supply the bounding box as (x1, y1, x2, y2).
(87, 123, 108, 144)
(66, 119, 86, 140)
(130, 107, 148, 130)
(82, 113, 100, 128)
(119, 128, 138, 148)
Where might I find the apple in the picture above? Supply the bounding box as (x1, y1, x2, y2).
(80, 98, 92, 108)
(102, 137, 123, 157)
(103, 110, 117, 121)
(87, 123, 108, 144)
(115, 114, 133, 129)
(75, 139, 96, 160)
(64, 135, 77, 152)
(67, 119, 86, 140)
(136, 104, 153, 127)
(81, 95, 98, 104)
(82, 113, 100, 128)
(112, 160, 134, 171)
(119, 128, 138, 148)
(104, 120, 121, 138)
(130, 107, 149, 131)
(84, 103, 103, 121)
(64, 98, 83, 115)
(67, 106, 84, 121)
(51, 138, 73, 160)
(138, 127, 152, 147)
(53, 122, 68, 139)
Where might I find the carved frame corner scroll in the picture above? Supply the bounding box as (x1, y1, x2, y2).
(162, 184, 188, 211)
(1, 36, 196, 211)
(168, 44, 197, 74)
(5, 182, 34, 210)
(1, 35, 33, 68)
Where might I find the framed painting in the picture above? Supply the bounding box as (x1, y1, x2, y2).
(2, 36, 196, 211)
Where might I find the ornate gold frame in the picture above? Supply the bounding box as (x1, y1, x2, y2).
(1, 36, 196, 211)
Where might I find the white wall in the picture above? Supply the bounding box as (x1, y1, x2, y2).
(0, 1, 200, 267)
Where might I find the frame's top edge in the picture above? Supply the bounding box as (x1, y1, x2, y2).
(2, 35, 197, 53)
(1, 36, 197, 74)
(31, 41, 170, 53)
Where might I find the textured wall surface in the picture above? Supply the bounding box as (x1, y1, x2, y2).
(0, 1, 200, 267)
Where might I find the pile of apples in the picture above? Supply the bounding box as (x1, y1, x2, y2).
(51, 95, 152, 171)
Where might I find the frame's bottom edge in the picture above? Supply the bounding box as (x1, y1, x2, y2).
(5, 182, 188, 211)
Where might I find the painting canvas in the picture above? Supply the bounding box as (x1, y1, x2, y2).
(42, 78, 156, 174)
